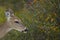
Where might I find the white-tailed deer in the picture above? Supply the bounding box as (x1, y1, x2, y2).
(0, 8, 28, 38)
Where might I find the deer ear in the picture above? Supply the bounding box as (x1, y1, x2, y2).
(5, 8, 14, 17)
(5, 11, 10, 17)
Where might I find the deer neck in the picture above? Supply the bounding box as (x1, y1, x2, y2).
(0, 22, 11, 38)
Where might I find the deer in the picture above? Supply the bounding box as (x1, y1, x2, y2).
(0, 8, 28, 38)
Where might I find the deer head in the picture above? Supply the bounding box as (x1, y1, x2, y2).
(5, 8, 28, 33)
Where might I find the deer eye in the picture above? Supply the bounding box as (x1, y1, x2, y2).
(14, 21, 19, 24)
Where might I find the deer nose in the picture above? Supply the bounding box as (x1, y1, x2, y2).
(24, 28, 28, 32)
(22, 28, 28, 33)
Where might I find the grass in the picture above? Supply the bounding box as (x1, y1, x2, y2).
(0, 7, 6, 24)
